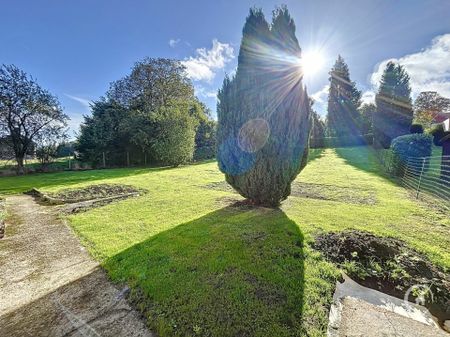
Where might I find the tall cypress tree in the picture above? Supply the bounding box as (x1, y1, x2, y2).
(327, 55, 362, 138)
(374, 62, 413, 148)
(217, 7, 311, 207)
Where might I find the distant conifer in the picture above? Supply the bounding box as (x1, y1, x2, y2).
(327, 56, 361, 137)
(374, 62, 413, 148)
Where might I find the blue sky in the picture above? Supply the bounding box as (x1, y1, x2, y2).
(2, 0, 450, 136)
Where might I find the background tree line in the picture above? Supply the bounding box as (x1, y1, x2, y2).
(76, 58, 216, 167)
(310, 55, 449, 153)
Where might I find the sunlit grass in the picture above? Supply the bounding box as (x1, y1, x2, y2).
(0, 146, 448, 336)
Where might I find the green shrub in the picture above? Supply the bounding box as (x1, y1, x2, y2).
(391, 133, 432, 176)
(151, 102, 198, 167)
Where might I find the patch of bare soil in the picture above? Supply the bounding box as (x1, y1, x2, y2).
(29, 183, 144, 204)
(313, 230, 450, 326)
(203, 181, 236, 193)
(0, 195, 153, 337)
(291, 182, 377, 205)
(205, 181, 377, 205)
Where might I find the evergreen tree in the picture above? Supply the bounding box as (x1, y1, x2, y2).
(374, 62, 413, 148)
(309, 99, 326, 147)
(217, 7, 311, 207)
(358, 103, 376, 135)
(327, 56, 361, 137)
(77, 58, 208, 167)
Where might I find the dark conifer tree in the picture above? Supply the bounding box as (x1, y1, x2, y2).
(374, 62, 413, 148)
(217, 7, 311, 206)
(327, 56, 361, 138)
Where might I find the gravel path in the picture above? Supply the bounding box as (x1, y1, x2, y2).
(0, 195, 153, 337)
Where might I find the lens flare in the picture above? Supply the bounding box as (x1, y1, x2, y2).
(300, 50, 325, 77)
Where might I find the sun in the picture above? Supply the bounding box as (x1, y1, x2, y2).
(300, 49, 326, 77)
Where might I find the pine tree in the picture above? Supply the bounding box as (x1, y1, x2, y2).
(374, 62, 413, 148)
(327, 56, 361, 138)
(217, 7, 311, 207)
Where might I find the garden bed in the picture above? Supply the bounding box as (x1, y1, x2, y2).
(27, 184, 144, 205)
(313, 230, 450, 326)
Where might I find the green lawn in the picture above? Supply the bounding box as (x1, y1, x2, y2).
(0, 146, 448, 336)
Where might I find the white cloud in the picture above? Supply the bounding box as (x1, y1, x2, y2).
(370, 34, 450, 98)
(169, 38, 180, 48)
(361, 90, 376, 104)
(195, 86, 217, 100)
(64, 94, 92, 110)
(311, 85, 329, 104)
(182, 39, 234, 82)
(310, 85, 329, 117)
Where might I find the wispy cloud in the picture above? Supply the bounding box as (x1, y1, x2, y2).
(195, 85, 218, 100)
(64, 94, 92, 110)
(370, 33, 450, 98)
(181, 39, 234, 82)
(169, 38, 180, 48)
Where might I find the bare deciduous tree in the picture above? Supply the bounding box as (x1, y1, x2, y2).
(0, 64, 68, 174)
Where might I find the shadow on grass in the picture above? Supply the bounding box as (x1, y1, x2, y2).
(0, 166, 173, 195)
(334, 146, 396, 182)
(104, 204, 306, 337)
(307, 148, 325, 163)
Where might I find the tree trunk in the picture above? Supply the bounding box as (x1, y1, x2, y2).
(16, 156, 25, 175)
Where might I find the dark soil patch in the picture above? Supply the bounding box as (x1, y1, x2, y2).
(206, 181, 376, 205)
(291, 182, 377, 205)
(313, 230, 450, 325)
(203, 181, 236, 193)
(27, 184, 145, 205)
(47, 184, 144, 202)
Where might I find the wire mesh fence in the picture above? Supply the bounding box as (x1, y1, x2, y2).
(378, 151, 450, 210)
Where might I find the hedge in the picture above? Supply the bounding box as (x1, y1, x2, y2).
(310, 134, 373, 149)
(390, 133, 432, 176)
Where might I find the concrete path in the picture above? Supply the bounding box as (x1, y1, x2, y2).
(328, 275, 449, 337)
(0, 195, 153, 337)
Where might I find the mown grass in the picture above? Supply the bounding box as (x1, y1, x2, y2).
(0, 146, 448, 336)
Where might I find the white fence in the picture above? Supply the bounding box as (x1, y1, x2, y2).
(398, 155, 450, 209)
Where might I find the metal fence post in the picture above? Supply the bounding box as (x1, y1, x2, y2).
(416, 157, 426, 199)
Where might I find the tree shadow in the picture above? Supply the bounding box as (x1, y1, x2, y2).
(334, 146, 396, 182)
(104, 204, 306, 336)
(307, 148, 325, 163)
